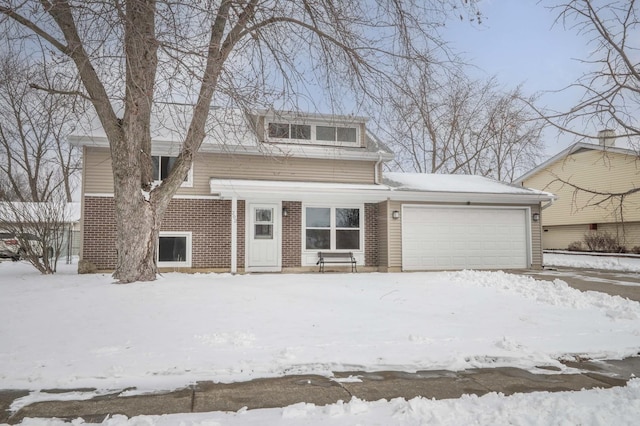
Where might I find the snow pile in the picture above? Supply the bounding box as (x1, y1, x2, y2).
(1, 261, 640, 392)
(13, 379, 640, 425)
(544, 252, 640, 272)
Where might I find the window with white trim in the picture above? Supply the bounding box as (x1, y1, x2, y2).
(152, 155, 193, 187)
(266, 122, 359, 147)
(158, 232, 192, 267)
(305, 206, 361, 251)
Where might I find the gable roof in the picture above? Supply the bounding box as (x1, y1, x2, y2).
(68, 104, 394, 162)
(514, 142, 639, 184)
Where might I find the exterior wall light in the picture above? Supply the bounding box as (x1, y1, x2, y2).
(392, 210, 400, 220)
(282, 207, 288, 217)
(532, 212, 540, 222)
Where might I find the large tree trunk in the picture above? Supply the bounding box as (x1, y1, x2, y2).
(113, 198, 159, 283)
(112, 168, 159, 282)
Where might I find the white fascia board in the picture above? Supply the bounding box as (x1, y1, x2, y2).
(210, 179, 556, 205)
(210, 179, 393, 203)
(256, 109, 369, 124)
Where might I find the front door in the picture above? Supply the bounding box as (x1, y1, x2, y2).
(247, 203, 281, 271)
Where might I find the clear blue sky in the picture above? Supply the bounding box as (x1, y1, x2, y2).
(441, 0, 593, 155)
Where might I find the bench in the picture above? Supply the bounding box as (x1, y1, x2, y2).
(316, 251, 357, 273)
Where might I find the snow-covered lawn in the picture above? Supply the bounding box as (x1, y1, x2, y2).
(2, 260, 640, 394)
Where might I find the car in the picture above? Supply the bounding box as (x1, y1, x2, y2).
(0, 232, 20, 260)
(0, 232, 52, 261)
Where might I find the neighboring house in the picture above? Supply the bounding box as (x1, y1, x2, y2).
(70, 107, 554, 273)
(0, 202, 81, 259)
(515, 135, 640, 250)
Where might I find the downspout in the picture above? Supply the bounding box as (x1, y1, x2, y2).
(231, 196, 237, 274)
(374, 153, 383, 185)
(541, 198, 555, 210)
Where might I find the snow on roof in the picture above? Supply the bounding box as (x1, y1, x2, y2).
(70, 103, 259, 148)
(0, 202, 80, 223)
(69, 104, 394, 160)
(384, 172, 553, 196)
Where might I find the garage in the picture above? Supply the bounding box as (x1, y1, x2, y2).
(402, 205, 529, 270)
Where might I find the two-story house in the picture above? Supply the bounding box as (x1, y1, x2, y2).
(71, 107, 554, 273)
(516, 133, 640, 251)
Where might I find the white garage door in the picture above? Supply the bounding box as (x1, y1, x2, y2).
(402, 206, 529, 270)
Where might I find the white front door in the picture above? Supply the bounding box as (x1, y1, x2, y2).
(247, 203, 281, 272)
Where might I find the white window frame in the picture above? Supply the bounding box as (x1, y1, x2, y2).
(152, 155, 194, 188)
(157, 231, 192, 268)
(264, 120, 360, 147)
(302, 204, 364, 253)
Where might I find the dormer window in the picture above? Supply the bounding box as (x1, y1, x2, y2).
(268, 123, 311, 140)
(317, 126, 357, 143)
(265, 119, 360, 147)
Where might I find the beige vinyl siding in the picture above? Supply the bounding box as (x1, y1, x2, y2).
(543, 221, 640, 250)
(83, 147, 115, 193)
(84, 147, 376, 194)
(531, 204, 542, 268)
(388, 200, 403, 270)
(377, 201, 389, 269)
(523, 149, 640, 226)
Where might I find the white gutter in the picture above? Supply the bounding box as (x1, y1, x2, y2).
(541, 198, 556, 210)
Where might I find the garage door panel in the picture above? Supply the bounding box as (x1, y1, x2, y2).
(402, 206, 528, 270)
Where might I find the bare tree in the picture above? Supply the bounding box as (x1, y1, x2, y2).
(526, 1, 640, 248)
(0, 194, 72, 274)
(380, 65, 544, 181)
(0, 52, 81, 203)
(546, 0, 640, 148)
(0, 0, 480, 283)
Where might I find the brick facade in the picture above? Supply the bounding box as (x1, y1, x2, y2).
(282, 201, 302, 267)
(83, 197, 378, 271)
(83, 197, 117, 270)
(83, 196, 245, 270)
(365, 203, 379, 267)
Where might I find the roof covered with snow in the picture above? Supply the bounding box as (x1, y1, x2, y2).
(384, 172, 554, 197)
(69, 104, 394, 161)
(0, 202, 81, 223)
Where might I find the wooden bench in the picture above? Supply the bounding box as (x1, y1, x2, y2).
(316, 252, 357, 273)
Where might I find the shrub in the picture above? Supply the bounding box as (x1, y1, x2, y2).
(631, 246, 640, 255)
(567, 241, 583, 251)
(583, 231, 620, 252)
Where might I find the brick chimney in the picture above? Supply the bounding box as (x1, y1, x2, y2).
(597, 129, 615, 147)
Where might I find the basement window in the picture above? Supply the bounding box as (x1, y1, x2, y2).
(158, 232, 192, 267)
